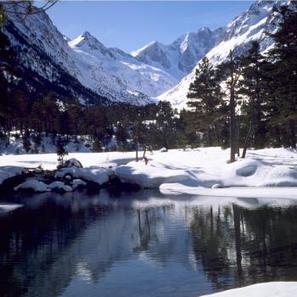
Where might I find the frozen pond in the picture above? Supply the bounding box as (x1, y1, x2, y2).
(1, 190, 297, 297)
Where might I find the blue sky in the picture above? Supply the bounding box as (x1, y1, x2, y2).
(47, 1, 253, 52)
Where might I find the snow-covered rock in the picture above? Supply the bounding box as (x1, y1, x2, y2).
(55, 167, 110, 186)
(14, 180, 50, 192)
(201, 282, 297, 297)
(71, 179, 87, 190)
(48, 181, 73, 192)
(159, 147, 168, 153)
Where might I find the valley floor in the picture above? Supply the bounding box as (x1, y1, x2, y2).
(2, 148, 297, 297)
(1, 147, 297, 198)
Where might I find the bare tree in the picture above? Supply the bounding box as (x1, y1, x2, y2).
(0, 0, 58, 26)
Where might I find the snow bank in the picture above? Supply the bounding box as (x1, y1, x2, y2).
(160, 184, 297, 199)
(2, 148, 297, 193)
(0, 204, 23, 213)
(55, 167, 111, 186)
(14, 180, 50, 192)
(222, 159, 297, 188)
(0, 166, 26, 186)
(115, 160, 191, 188)
(200, 282, 297, 297)
(262, 166, 297, 187)
(0, 151, 135, 171)
(99, 148, 297, 190)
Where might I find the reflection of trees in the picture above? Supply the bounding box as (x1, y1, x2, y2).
(3, 192, 297, 297)
(134, 206, 173, 253)
(0, 193, 173, 297)
(190, 206, 233, 289)
(0, 202, 96, 297)
(240, 206, 297, 281)
(189, 204, 297, 291)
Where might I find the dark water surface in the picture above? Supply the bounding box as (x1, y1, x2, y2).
(1, 191, 297, 297)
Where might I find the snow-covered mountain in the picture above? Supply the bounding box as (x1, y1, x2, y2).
(2, 2, 176, 105)
(68, 31, 177, 100)
(2, 3, 110, 105)
(2, 0, 292, 107)
(159, 0, 292, 109)
(132, 27, 224, 80)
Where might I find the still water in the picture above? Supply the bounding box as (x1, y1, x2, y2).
(1, 190, 297, 297)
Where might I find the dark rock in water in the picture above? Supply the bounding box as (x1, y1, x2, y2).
(0, 174, 28, 193)
(106, 177, 141, 196)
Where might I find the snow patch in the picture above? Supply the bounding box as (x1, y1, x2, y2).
(201, 282, 297, 297)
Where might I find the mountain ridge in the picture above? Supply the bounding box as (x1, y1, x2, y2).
(131, 26, 224, 79)
(158, 0, 293, 109)
(1, 0, 292, 107)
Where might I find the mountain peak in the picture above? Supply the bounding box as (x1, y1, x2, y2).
(197, 26, 212, 33)
(68, 31, 106, 52)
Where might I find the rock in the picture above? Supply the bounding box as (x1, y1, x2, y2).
(55, 167, 110, 186)
(48, 181, 73, 192)
(63, 158, 83, 168)
(14, 180, 50, 192)
(71, 179, 87, 190)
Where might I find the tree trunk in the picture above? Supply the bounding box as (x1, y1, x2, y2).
(135, 142, 139, 162)
(242, 122, 253, 158)
(142, 145, 147, 159)
(230, 87, 237, 163)
(289, 120, 296, 149)
(236, 117, 240, 156)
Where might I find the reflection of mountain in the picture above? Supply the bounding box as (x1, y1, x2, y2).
(1, 193, 297, 297)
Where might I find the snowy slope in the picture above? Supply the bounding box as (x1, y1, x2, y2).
(69, 32, 177, 99)
(158, 0, 292, 109)
(132, 27, 224, 80)
(2, 3, 176, 105)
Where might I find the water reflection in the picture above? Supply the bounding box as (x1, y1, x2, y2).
(1, 191, 297, 297)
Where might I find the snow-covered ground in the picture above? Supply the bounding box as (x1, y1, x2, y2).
(0, 151, 136, 171)
(115, 147, 297, 194)
(1, 147, 297, 196)
(200, 282, 297, 297)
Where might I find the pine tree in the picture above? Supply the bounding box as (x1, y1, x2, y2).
(56, 136, 68, 167)
(155, 101, 177, 149)
(239, 41, 267, 156)
(267, 4, 297, 148)
(218, 51, 242, 162)
(187, 57, 224, 146)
